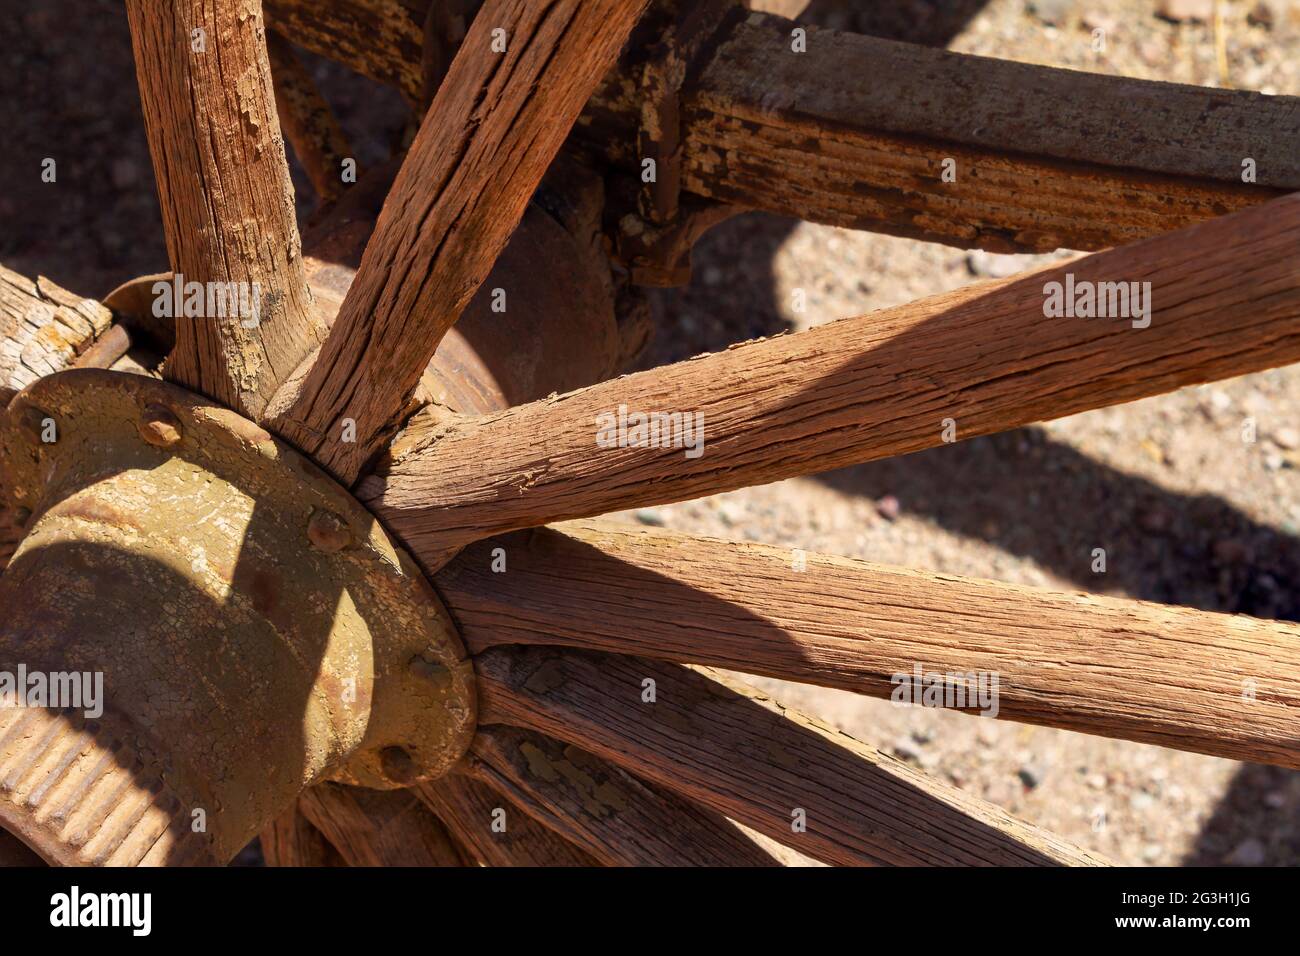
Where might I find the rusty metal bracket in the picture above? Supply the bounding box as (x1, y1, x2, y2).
(0, 369, 474, 864)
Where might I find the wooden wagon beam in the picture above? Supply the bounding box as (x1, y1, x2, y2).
(417, 774, 601, 866)
(126, 0, 324, 420)
(444, 521, 1300, 770)
(464, 725, 780, 866)
(268, 0, 651, 484)
(474, 647, 1107, 866)
(266, 3, 1298, 253)
(361, 193, 1300, 563)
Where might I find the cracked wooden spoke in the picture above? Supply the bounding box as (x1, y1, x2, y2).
(269, 0, 650, 484)
(363, 193, 1300, 565)
(417, 773, 600, 866)
(474, 646, 1108, 866)
(126, 0, 324, 420)
(441, 520, 1300, 770)
(464, 724, 780, 866)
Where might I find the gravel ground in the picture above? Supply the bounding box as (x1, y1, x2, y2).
(3, 0, 1297, 866)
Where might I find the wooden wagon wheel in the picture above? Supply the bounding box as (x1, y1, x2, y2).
(0, 0, 1297, 867)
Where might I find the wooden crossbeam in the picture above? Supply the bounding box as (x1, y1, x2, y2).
(266, 2, 1297, 252)
(443, 521, 1300, 770)
(361, 193, 1300, 565)
(126, 0, 325, 420)
(466, 725, 780, 865)
(268, 0, 650, 484)
(474, 646, 1107, 866)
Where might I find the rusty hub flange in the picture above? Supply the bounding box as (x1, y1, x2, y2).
(0, 369, 475, 865)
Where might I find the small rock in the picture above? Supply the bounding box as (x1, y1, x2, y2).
(1264, 791, 1286, 809)
(965, 249, 1028, 278)
(634, 509, 664, 527)
(1027, 0, 1073, 27)
(1247, 1, 1275, 28)
(1225, 838, 1266, 866)
(875, 495, 901, 522)
(1271, 426, 1299, 450)
(911, 727, 934, 745)
(1082, 10, 1119, 33)
(1142, 843, 1164, 863)
(1156, 0, 1213, 22)
(891, 738, 921, 764)
(1130, 792, 1155, 812)
(1018, 763, 1046, 789)
(1086, 773, 1107, 790)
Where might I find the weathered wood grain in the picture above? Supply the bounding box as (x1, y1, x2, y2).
(260, 804, 348, 867)
(417, 773, 600, 866)
(444, 520, 1300, 769)
(297, 782, 466, 866)
(466, 725, 780, 865)
(126, 0, 324, 420)
(266, 3, 1296, 252)
(1, 267, 112, 403)
(475, 647, 1107, 866)
(676, 13, 1293, 252)
(362, 193, 1300, 564)
(269, 0, 650, 484)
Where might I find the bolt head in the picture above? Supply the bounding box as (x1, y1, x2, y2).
(15, 405, 52, 444)
(307, 509, 352, 553)
(139, 403, 182, 447)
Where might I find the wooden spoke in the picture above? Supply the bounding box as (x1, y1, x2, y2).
(296, 783, 466, 866)
(417, 774, 600, 866)
(126, 0, 324, 420)
(268, 0, 650, 484)
(1, 266, 114, 403)
(265, 3, 1297, 251)
(362, 193, 1300, 565)
(474, 646, 1107, 866)
(465, 725, 780, 866)
(266, 32, 355, 205)
(260, 804, 348, 867)
(442, 521, 1300, 770)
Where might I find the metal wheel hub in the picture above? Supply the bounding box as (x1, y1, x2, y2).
(0, 369, 474, 865)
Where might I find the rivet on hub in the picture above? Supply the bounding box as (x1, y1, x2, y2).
(307, 508, 353, 553)
(16, 405, 53, 445)
(138, 403, 183, 447)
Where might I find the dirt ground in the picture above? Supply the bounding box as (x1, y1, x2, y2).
(3, 0, 1297, 866)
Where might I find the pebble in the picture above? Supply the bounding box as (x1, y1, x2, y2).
(1272, 426, 1299, 450)
(965, 249, 1027, 278)
(1086, 773, 1107, 790)
(1018, 763, 1046, 789)
(875, 495, 901, 522)
(1157, 0, 1213, 22)
(1142, 843, 1164, 863)
(1027, 0, 1074, 27)
(1264, 791, 1286, 809)
(911, 727, 934, 745)
(1130, 792, 1155, 811)
(634, 509, 664, 527)
(892, 739, 921, 764)
(1225, 838, 1266, 866)
(1247, 1, 1275, 28)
